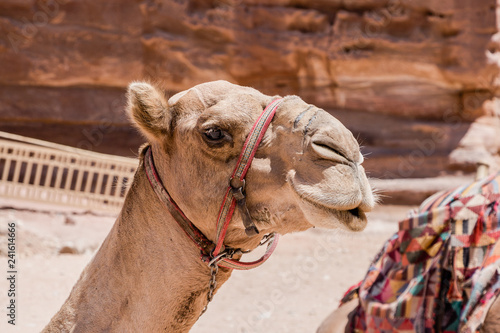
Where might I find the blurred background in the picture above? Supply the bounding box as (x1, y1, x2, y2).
(1, 0, 500, 332)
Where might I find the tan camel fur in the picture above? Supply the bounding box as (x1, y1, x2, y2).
(43, 80, 375, 332)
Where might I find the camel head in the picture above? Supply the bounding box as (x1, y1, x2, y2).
(127, 80, 375, 250)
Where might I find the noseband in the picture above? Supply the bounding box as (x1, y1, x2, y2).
(144, 98, 283, 270)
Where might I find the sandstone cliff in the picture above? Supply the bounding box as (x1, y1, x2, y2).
(1, 0, 499, 179)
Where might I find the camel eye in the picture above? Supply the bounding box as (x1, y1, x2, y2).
(201, 126, 232, 147)
(204, 128, 225, 142)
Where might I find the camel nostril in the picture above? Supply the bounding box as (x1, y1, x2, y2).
(311, 136, 350, 163)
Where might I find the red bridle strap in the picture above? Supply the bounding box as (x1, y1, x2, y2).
(144, 147, 214, 255)
(212, 98, 283, 257)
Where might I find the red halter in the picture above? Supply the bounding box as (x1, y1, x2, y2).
(144, 98, 283, 270)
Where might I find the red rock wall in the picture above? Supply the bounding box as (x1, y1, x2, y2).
(1, 0, 499, 177)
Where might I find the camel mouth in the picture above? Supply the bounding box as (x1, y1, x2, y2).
(323, 204, 367, 231)
(342, 207, 367, 230)
(347, 207, 362, 219)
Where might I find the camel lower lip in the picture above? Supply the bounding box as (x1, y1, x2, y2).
(344, 207, 366, 223)
(348, 207, 361, 218)
(335, 207, 367, 231)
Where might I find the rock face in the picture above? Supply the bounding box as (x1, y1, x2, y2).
(1, 0, 499, 178)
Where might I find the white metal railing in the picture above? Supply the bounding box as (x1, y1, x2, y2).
(0, 131, 137, 213)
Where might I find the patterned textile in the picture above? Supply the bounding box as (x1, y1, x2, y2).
(347, 172, 500, 333)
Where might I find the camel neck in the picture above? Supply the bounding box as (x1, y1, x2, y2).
(44, 162, 232, 333)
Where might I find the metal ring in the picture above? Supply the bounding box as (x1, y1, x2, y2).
(208, 252, 228, 267)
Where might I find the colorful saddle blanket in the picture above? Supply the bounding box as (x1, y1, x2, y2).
(346, 172, 500, 332)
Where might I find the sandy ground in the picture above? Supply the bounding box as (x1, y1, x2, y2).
(0, 201, 414, 333)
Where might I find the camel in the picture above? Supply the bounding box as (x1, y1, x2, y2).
(317, 172, 500, 333)
(43, 80, 375, 332)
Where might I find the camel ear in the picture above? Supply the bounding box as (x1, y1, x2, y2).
(127, 82, 171, 142)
